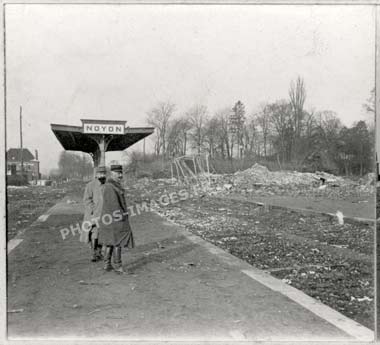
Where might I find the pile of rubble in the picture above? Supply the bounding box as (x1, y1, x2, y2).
(234, 163, 344, 187)
(206, 164, 375, 199)
(129, 163, 375, 201)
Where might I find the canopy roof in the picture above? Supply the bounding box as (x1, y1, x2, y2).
(51, 123, 154, 154)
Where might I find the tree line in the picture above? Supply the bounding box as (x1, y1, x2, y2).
(51, 151, 93, 180)
(146, 77, 374, 176)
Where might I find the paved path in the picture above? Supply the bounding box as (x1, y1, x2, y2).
(7, 196, 374, 342)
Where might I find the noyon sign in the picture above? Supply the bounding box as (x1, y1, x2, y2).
(83, 123, 125, 135)
(51, 119, 153, 167)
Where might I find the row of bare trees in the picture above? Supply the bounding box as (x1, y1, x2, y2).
(54, 151, 93, 179)
(146, 77, 374, 175)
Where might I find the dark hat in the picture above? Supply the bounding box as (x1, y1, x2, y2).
(110, 164, 123, 172)
(96, 166, 107, 173)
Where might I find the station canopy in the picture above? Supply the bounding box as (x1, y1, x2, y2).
(51, 119, 154, 155)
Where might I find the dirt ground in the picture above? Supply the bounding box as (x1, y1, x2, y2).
(6, 181, 84, 240)
(156, 196, 373, 329)
(7, 200, 353, 340)
(6, 177, 375, 332)
(125, 178, 374, 330)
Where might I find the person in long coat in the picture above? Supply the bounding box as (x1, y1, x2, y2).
(98, 164, 134, 273)
(80, 166, 107, 262)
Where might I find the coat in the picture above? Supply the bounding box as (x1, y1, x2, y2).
(80, 179, 104, 243)
(98, 177, 134, 248)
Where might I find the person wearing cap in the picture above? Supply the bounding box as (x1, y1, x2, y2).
(98, 164, 134, 273)
(80, 165, 107, 262)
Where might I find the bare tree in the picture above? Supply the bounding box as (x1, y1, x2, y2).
(178, 117, 192, 155)
(263, 100, 293, 163)
(57, 151, 93, 179)
(187, 105, 208, 154)
(214, 108, 233, 159)
(167, 116, 192, 157)
(146, 101, 176, 157)
(231, 101, 246, 158)
(256, 106, 272, 158)
(289, 76, 306, 160)
(166, 119, 182, 157)
(204, 116, 220, 158)
(306, 110, 342, 172)
(244, 115, 259, 156)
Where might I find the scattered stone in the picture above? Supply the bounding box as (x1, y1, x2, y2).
(336, 211, 344, 225)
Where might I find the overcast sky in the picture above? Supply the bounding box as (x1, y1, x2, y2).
(5, 4, 375, 174)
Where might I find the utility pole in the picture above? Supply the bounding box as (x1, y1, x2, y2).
(19, 106, 24, 176)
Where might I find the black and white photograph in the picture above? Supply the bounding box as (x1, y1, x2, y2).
(2, 2, 377, 343)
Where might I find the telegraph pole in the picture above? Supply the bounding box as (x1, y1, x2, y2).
(19, 106, 24, 176)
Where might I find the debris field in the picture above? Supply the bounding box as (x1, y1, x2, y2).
(126, 165, 374, 330)
(6, 165, 375, 330)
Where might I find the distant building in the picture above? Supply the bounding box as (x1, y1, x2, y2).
(6, 148, 40, 181)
